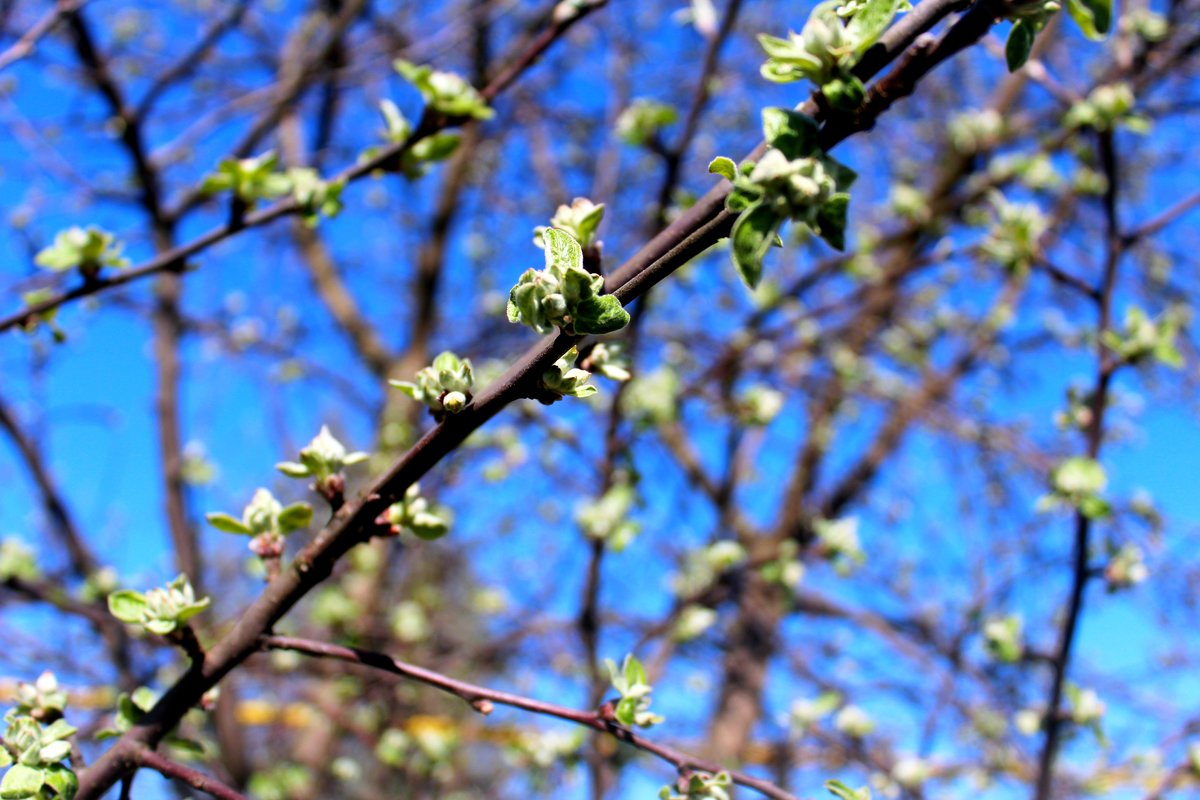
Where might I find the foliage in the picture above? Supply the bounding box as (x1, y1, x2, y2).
(107, 574, 210, 636)
(507, 229, 630, 335)
(34, 228, 127, 277)
(605, 655, 664, 728)
(758, 0, 906, 110)
(710, 108, 855, 287)
(390, 351, 475, 417)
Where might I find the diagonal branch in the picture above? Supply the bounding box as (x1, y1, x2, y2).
(260, 635, 797, 800)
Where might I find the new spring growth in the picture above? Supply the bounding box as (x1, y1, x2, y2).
(1041, 456, 1109, 519)
(107, 574, 210, 636)
(825, 780, 872, 800)
(394, 59, 493, 121)
(537, 347, 597, 403)
(1004, 0, 1111, 70)
(604, 655, 664, 728)
(616, 99, 678, 147)
(201, 151, 292, 204)
(577, 341, 631, 382)
(390, 351, 474, 419)
(1102, 306, 1184, 368)
(205, 488, 314, 560)
(534, 197, 605, 253)
(1104, 543, 1148, 591)
(710, 108, 855, 288)
(659, 771, 732, 800)
(758, 0, 905, 110)
(13, 673, 67, 723)
(980, 192, 1048, 273)
(276, 425, 369, 505)
(0, 710, 78, 800)
(35, 226, 129, 279)
(576, 481, 640, 552)
(289, 168, 346, 227)
(375, 483, 450, 541)
(371, 99, 463, 179)
(507, 229, 630, 335)
(983, 614, 1024, 663)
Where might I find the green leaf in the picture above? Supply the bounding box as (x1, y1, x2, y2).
(41, 765, 77, 800)
(624, 655, 646, 688)
(822, 75, 866, 111)
(815, 193, 851, 250)
(731, 202, 783, 289)
(106, 590, 147, 624)
(277, 503, 314, 534)
(845, 0, 901, 54)
(708, 156, 738, 181)
(1006, 20, 1037, 71)
(0, 751, 9, 770)
(0, 765, 44, 799)
(37, 741, 70, 764)
(572, 294, 630, 335)
(130, 687, 157, 712)
(166, 736, 207, 760)
(275, 461, 310, 478)
(40, 720, 76, 745)
(173, 596, 211, 625)
(204, 512, 252, 535)
(825, 780, 871, 800)
(411, 133, 461, 163)
(542, 228, 583, 272)
(761, 108, 820, 159)
(725, 188, 758, 213)
(1066, 0, 1111, 39)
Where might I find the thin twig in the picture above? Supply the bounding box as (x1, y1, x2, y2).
(260, 635, 798, 800)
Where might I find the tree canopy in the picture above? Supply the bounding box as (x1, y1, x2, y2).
(0, 0, 1199, 798)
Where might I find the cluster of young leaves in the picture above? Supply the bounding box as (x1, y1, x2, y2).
(538, 347, 599, 402)
(1102, 306, 1184, 369)
(0, 539, 39, 583)
(376, 483, 451, 541)
(1, 674, 78, 800)
(507, 229, 630, 335)
(982, 614, 1024, 663)
(94, 688, 204, 759)
(659, 771, 732, 800)
(605, 655, 664, 728)
(576, 481, 640, 552)
(533, 198, 605, 251)
(201, 152, 293, 204)
(288, 168, 346, 227)
(390, 351, 475, 417)
(276, 425, 369, 500)
(980, 191, 1048, 273)
(825, 780, 872, 800)
(813, 516, 866, 574)
(201, 153, 345, 224)
(107, 574, 210, 636)
(1104, 542, 1148, 591)
(577, 341, 631, 382)
(1005, 0, 1112, 71)
(394, 59, 493, 121)
(1040, 456, 1109, 519)
(1064, 83, 1148, 132)
(615, 99, 678, 146)
(710, 108, 856, 288)
(757, 0, 906, 110)
(371, 99, 463, 179)
(205, 488, 313, 559)
(0, 712, 77, 800)
(34, 227, 128, 278)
